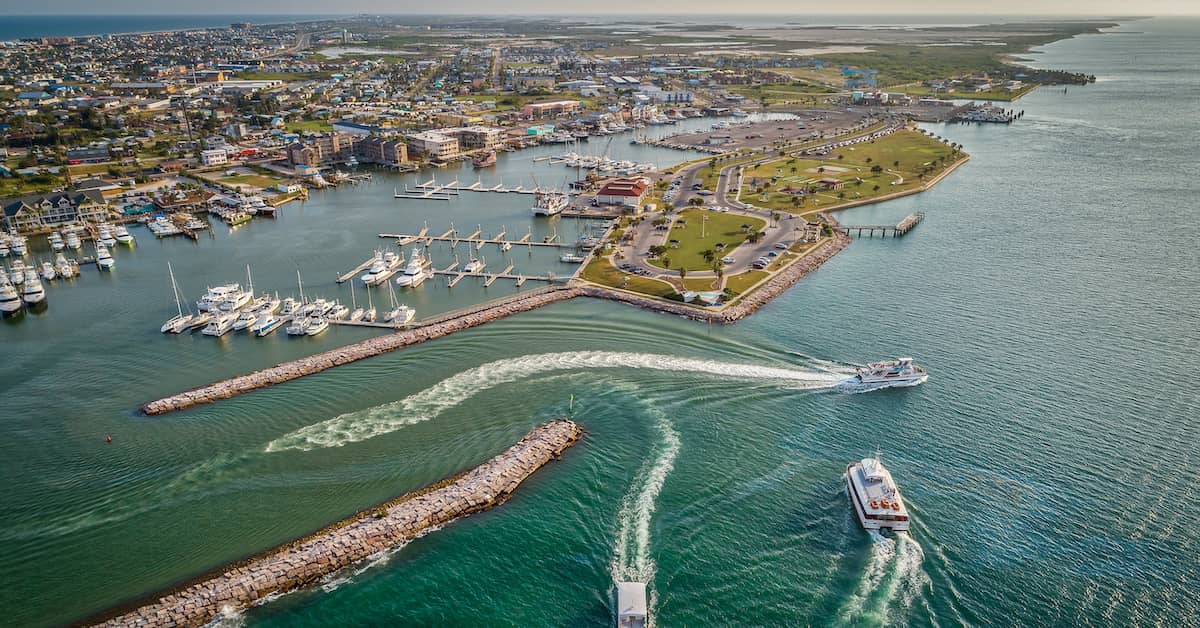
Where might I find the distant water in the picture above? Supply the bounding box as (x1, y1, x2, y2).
(1, 17, 1198, 628)
(0, 15, 338, 40)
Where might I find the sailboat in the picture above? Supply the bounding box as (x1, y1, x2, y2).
(362, 284, 377, 322)
(160, 262, 193, 333)
(349, 282, 365, 321)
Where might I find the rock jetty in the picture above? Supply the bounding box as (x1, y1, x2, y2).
(140, 286, 582, 415)
(91, 419, 583, 628)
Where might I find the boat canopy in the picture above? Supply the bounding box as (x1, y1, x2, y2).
(860, 457, 887, 482)
(617, 581, 648, 619)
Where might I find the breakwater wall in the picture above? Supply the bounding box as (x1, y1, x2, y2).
(90, 419, 583, 627)
(140, 286, 582, 415)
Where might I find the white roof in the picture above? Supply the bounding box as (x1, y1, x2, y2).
(617, 582, 647, 618)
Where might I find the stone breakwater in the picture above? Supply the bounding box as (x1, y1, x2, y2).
(90, 419, 583, 628)
(140, 286, 583, 415)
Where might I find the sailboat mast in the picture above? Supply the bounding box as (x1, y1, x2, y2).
(246, 264, 253, 297)
(297, 269, 305, 304)
(168, 261, 183, 317)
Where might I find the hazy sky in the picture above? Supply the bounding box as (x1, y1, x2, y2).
(0, 1, 1196, 15)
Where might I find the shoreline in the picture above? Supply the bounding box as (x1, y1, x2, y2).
(84, 419, 583, 627)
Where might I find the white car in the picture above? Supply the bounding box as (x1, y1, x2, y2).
(721, 256, 735, 264)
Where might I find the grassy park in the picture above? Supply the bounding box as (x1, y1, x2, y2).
(649, 209, 767, 272)
(580, 256, 678, 299)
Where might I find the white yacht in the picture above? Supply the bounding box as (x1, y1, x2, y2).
(21, 270, 45, 306)
(531, 190, 569, 217)
(560, 253, 587, 264)
(394, 248, 432, 287)
(279, 297, 298, 317)
(329, 303, 349, 320)
(55, 254, 76, 278)
(196, 285, 241, 312)
(64, 231, 82, 250)
(463, 256, 486, 273)
(616, 582, 648, 628)
(95, 243, 115, 271)
(385, 304, 415, 325)
(186, 312, 213, 331)
(10, 236, 27, 256)
(9, 261, 26, 285)
(855, 358, 928, 388)
(40, 262, 57, 281)
(254, 315, 286, 336)
(305, 316, 329, 336)
(97, 225, 117, 247)
(114, 225, 135, 245)
(48, 232, 64, 252)
(286, 316, 310, 336)
(362, 308, 377, 322)
(0, 276, 22, 315)
(201, 312, 238, 336)
(233, 309, 260, 331)
(360, 250, 403, 286)
(846, 453, 910, 532)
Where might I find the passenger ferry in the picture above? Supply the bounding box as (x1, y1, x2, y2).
(846, 453, 910, 532)
(531, 190, 569, 217)
(855, 357, 927, 388)
(616, 581, 647, 628)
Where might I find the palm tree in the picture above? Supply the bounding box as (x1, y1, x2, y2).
(712, 260, 724, 289)
(701, 249, 716, 263)
(662, 256, 671, 270)
(678, 267, 687, 284)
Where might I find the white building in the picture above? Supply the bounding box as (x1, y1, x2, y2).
(200, 148, 228, 166)
(406, 131, 460, 161)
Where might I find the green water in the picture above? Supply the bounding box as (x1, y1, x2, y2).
(2, 19, 1198, 626)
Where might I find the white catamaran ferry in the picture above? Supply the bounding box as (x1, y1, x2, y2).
(846, 453, 910, 532)
(855, 357, 927, 388)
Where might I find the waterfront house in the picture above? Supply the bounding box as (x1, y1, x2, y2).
(2, 190, 110, 233)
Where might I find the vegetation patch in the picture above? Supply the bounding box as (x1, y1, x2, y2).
(649, 209, 766, 272)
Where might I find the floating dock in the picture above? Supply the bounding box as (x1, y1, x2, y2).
(90, 420, 583, 628)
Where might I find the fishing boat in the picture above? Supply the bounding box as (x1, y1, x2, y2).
(95, 243, 115, 271)
(161, 263, 193, 333)
(254, 315, 286, 336)
(40, 262, 57, 281)
(854, 358, 928, 388)
(233, 309, 260, 331)
(279, 297, 298, 317)
(10, 260, 26, 285)
(114, 225, 135, 245)
(360, 250, 403, 286)
(531, 190, 569, 217)
(394, 248, 432, 287)
(10, 236, 27, 256)
(560, 253, 587, 264)
(463, 255, 486, 273)
(64, 231, 82, 250)
(48, 232, 64, 252)
(55, 254, 76, 278)
(201, 312, 238, 336)
(846, 452, 910, 532)
(472, 150, 497, 168)
(97, 225, 117, 247)
(304, 316, 329, 336)
(0, 275, 22, 315)
(21, 270, 45, 306)
(329, 303, 349, 320)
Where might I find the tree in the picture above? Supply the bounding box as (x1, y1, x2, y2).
(701, 249, 716, 263)
(688, 197, 703, 207)
(893, 160, 900, 168)
(662, 256, 671, 269)
(873, 184, 881, 192)
(712, 260, 724, 288)
(678, 267, 687, 282)
(817, 166, 825, 174)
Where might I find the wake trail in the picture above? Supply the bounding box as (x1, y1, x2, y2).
(266, 351, 850, 453)
(837, 531, 929, 626)
(612, 410, 680, 585)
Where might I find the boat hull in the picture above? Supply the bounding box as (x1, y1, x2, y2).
(846, 464, 910, 533)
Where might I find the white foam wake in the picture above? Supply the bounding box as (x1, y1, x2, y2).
(265, 351, 848, 453)
(837, 531, 929, 626)
(612, 411, 680, 585)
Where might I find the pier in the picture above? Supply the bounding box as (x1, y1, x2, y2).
(91, 420, 583, 628)
(377, 232, 576, 249)
(835, 212, 924, 237)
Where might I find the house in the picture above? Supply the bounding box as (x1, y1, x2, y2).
(595, 177, 650, 208)
(2, 190, 110, 233)
(200, 148, 228, 166)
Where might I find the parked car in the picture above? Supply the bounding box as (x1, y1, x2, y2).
(721, 256, 735, 264)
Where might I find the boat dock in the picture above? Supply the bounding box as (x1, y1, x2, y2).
(89, 420, 583, 628)
(377, 232, 576, 249)
(835, 212, 924, 237)
(335, 257, 376, 283)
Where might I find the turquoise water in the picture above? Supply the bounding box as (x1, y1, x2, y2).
(2, 18, 1198, 626)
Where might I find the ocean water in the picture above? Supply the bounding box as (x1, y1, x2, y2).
(1, 17, 1198, 627)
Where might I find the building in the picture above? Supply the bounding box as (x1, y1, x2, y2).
(406, 131, 460, 162)
(285, 133, 357, 169)
(2, 190, 109, 233)
(595, 177, 649, 208)
(817, 177, 845, 190)
(522, 99, 582, 120)
(331, 120, 379, 136)
(513, 75, 557, 92)
(447, 126, 506, 151)
(200, 148, 228, 166)
(355, 136, 408, 168)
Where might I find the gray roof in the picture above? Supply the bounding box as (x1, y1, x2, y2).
(2, 190, 105, 218)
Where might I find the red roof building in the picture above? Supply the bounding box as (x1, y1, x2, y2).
(595, 177, 649, 208)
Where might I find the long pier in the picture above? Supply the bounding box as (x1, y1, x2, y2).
(377, 233, 576, 249)
(836, 212, 924, 237)
(90, 420, 583, 628)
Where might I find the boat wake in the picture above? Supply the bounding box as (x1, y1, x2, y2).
(836, 378, 926, 395)
(837, 530, 930, 626)
(265, 351, 849, 453)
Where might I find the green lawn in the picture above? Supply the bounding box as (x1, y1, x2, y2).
(580, 256, 678, 299)
(897, 84, 1037, 102)
(285, 119, 333, 133)
(650, 209, 767, 272)
(738, 130, 962, 214)
(729, 82, 839, 106)
(724, 270, 768, 295)
(220, 174, 280, 189)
